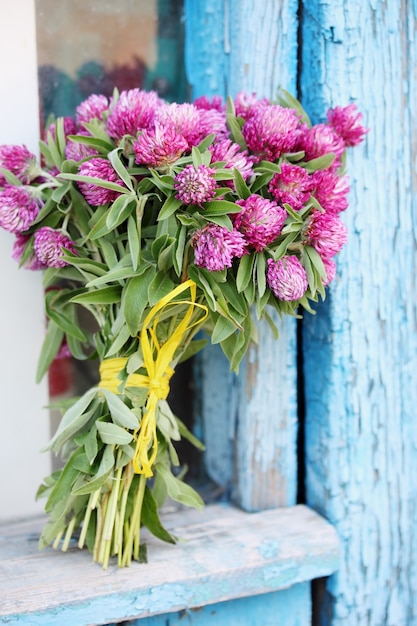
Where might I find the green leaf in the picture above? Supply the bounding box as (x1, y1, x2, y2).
(158, 195, 183, 221)
(106, 194, 136, 230)
(276, 88, 311, 126)
(58, 172, 129, 194)
(203, 214, 233, 230)
(60, 252, 108, 277)
(71, 444, 115, 496)
(236, 253, 255, 293)
(84, 424, 99, 464)
(173, 223, 186, 276)
(45, 390, 99, 452)
(250, 172, 275, 194)
(191, 146, 203, 168)
(105, 324, 131, 358)
(98, 238, 119, 269)
(100, 388, 139, 429)
(36, 320, 64, 383)
(0, 167, 22, 186)
(187, 265, 216, 310)
(196, 133, 215, 152)
(256, 252, 267, 298)
(86, 257, 141, 287)
(47, 127, 64, 168)
(123, 268, 156, 335)
(44, 448, 85, 514)
(96, 421, 133, 445)
(51, 182, 71, 203)
(283, 203, 304, 222)
(82, 120, 114, 144)
(142, 487, 176, 544)
(301, 249, 315, 293)
(226, 115, 247, 149)
(211, 315, 238, 344)
(67, 134, 114, 153)
(271, 231, 299, 261)
(203, 199, 241, 215)
(303, 153, 336, 172)
(176, 417, 205, 451)
(233, 169, 251, 199)
(127, 214, 141, 272)
(70, 286, 122, 305)
(108, 148, 134, 190)
(155, 463, 204, 511)
(148, 272, 175, 306)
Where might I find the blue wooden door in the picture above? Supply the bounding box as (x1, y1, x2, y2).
(185, 1, 417, 625)
(300, 2, 417, 624)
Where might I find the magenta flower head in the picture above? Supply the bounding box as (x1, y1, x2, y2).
(233, 194, 287, 251)
(242, 105, 302, 161)
(156, 103, 201, 147)
(327, 104, 368, 147)
(311, 169, 350, 214)
(0, 185, 41, 233)
(234, 92, 269, 120)
(269, 163, 313, 210)
(193, 95, 225, 112)
(133, 123, 188, 168)
(174, 164, 216, 205)
(192, 223, 247, 272)
(12, 234, 46, 270)
(76, 94, 110, 126)
(196, 108, 229, 143)
(0, 145, 39, 185)
(267, 256, 308, 301)
(33, 227, 76, 268)
(209, 139, 255, 185)
(106, 88, 162, 141)
(77, 157, 124, 206)
(301, 123, 345, 163)
(304, 210, 348, 257)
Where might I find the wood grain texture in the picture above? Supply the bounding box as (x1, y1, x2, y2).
(0, 504, 339, 625)
(300, 1, 417, 624)
(128, 583, 311, 626)
(185, 0, 300, 511)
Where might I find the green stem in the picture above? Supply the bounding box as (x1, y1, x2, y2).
(78, 487, 101, 549)
(99, 464, 123, 569)
(121, 473, 146, 567)
(116, 461, 134, 566)
(62, 516, 76, 552)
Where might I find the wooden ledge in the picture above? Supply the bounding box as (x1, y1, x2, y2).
(0, 504, 339, 625)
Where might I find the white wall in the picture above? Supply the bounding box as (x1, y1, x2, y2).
(0, 1, 51, 521)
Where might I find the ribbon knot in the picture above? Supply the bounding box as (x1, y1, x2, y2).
(98, 279, 207, 478)
(148, 376, 170, 398)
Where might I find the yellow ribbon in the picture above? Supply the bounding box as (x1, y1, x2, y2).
(98, 279, 208, 477)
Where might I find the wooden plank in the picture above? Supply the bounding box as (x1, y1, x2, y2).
(130, 583, 311, 626)
(185, 0, 300, 510)
(300, 1, 417, 624)
(0, 504, 339, 625)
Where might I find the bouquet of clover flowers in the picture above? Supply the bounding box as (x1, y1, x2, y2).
(0, 87, 367, 568)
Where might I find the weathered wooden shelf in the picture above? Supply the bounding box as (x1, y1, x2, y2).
(0, 503, 339, 625)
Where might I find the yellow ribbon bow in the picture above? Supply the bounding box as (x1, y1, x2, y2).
(99, 279, 207, 477)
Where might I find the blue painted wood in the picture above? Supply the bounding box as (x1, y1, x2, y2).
(301, 1, 417, 624)
(0, 504, 339, 625)
(128, 583, 311, 626)
(185, 0, 300, 511)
